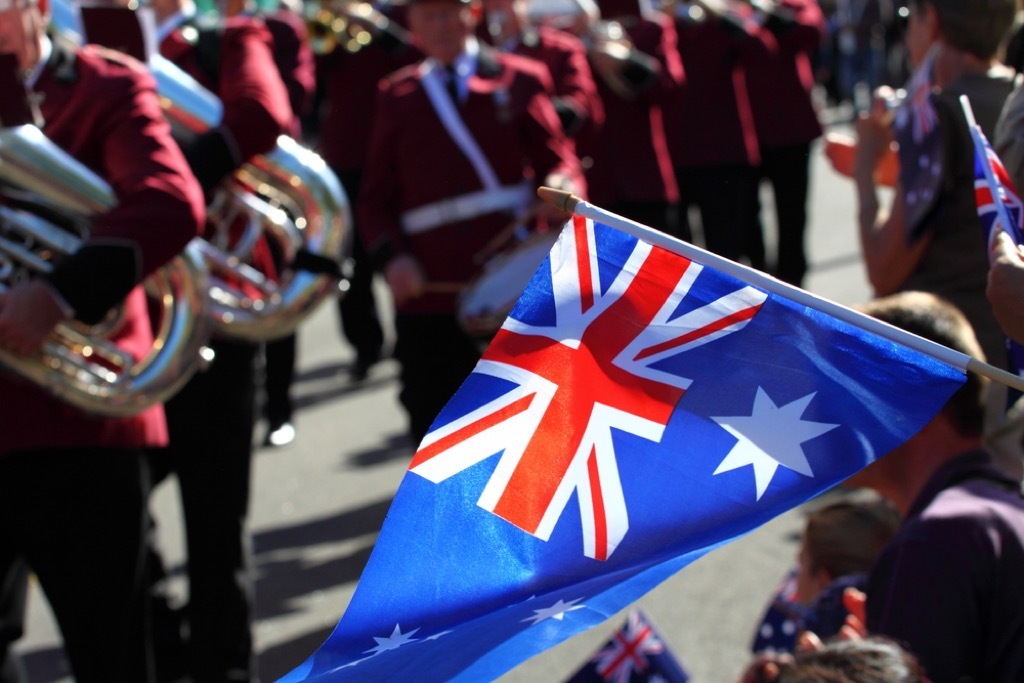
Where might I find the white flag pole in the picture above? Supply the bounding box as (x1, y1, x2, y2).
(538, 187, 1024, 393)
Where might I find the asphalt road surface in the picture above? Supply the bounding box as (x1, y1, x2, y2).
(13, 121, 876, 683)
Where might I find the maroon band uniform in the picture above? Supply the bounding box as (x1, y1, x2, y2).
(360, 42, 585, 440)
(665, 3, 772, 260)
(478, 19, 604, 140)
(0, 40, 203, 682)
(583, 2, 683, 234)
(149, 10, 290, 682)
(1, 43, 203, 456)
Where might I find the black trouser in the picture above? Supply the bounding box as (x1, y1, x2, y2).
(749, 142, 814, 286)
(0, 447, 152, 683)
(394, 313, 484, 444)
(151, 339, 259, 683)
(335, 168, 385, 364)
(0, 554, 27, 683)
(263, 332, 295, 427)
(675, 164, 760, 262)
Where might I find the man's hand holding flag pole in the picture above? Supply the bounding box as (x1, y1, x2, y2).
(282, 188, 1024, 683)
(959, 95, 1024, 407)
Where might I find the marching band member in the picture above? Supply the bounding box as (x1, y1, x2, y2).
(744, 0, 826, 287)
(359, 0, 585, 443)
(316, 1, 422, 383)
(478, 0, 604, 141)
(218, 0, 315, 139)
(664, 0, 773, 260)
(0, 0, 205, 677)
(580, 0, 684, 234)
(219, 0, 318, 446)
(135, 0, 291, 679)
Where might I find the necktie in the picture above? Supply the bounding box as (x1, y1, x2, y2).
(445, 65, 460, 106)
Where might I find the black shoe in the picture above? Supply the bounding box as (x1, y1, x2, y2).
(350, 351, 381, 382)
(264, 421, 296, 447)
(151, 602, 188, 683)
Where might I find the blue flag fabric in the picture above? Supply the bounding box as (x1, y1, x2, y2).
(282, 216, 965, 682)
(565, 608, 689, 683)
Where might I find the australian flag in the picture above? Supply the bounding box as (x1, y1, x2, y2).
(895, 45, 942, 241)
(750, 571, 805, 654)
(971, 118, 1024, 246)
(968, 113, 1024, 387)
(282, 214, 965, 682)
(565, 608, 689, 683)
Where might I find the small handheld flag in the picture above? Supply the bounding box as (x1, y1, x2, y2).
(750, 571, 805, 655)
(962, 95, 1024, 393)
(564, 608, 689, 683)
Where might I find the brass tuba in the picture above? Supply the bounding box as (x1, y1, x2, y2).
(52, 0, 351, 343)
(153, 57, 351, 341)
(304, 1, 384, 55)
(159, 59, 350, 342)
(0, 123, 214, 417)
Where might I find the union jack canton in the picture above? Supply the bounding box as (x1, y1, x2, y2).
(411, 215, 767, 561)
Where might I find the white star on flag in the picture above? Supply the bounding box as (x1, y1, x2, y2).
(712, 388, 839, 500)
(522, 597, 586, 624)
(364, 624, 420, 654)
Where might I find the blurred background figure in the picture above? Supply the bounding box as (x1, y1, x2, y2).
(848, 0, 1020, 478)
(219, 0, 318, 447)
(833, 0, 892, 111)
(478, 0, 604, 145)
(744, 0, 826, 287)
(313, 0, 422, 383)
(665, 0, 771, 263)
(134, 0, 292, 678)
(577, 0, 684, 235)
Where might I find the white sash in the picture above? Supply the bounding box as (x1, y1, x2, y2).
(420, 60, 502, 191)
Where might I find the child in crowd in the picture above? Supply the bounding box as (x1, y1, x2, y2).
(750, 497, 900, 654)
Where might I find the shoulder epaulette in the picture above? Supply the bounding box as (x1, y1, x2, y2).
(81, 44, 146, 74)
